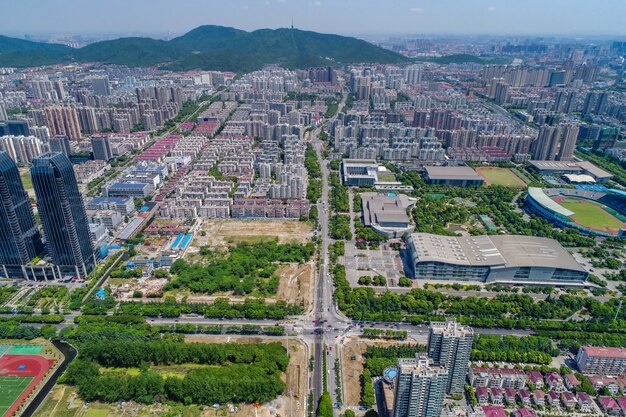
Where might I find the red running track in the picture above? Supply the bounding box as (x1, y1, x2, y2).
(0, 355, 55, 417)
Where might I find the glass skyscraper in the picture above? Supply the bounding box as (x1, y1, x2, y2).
(31, 152, 95, 277)
(0, 151, 43, 268)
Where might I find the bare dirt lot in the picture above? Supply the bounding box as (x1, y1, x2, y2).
(276, 262, 314, 313)
(186, 335, 308, 417)
(341, 336, 412, 407)
(194, 220, 313, 250)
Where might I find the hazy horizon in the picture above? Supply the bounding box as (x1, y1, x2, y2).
(1, 0, 625, 39)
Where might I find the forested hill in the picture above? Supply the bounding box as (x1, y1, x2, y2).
(0, 25, 408, 71)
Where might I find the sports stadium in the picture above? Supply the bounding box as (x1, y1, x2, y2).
(526, 185, 626, 237)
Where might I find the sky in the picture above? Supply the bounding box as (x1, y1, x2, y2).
(1, 0, 625, 38)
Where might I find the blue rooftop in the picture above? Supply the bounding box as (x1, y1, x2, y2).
(89, 196, 132, 204)
(109, 183, 148, 190)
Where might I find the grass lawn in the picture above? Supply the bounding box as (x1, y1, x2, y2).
(20, 171, 33, 190)
(476, 167, 526, 187)
(84, 409, 110, 417)
(0, 375, 33, 416)
(560, 198, 625, 231)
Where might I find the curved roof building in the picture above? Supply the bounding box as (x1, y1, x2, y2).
(407, 233, 588, 285)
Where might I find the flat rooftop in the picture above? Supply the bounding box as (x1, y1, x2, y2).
(581, 346, 626, 359)
(361, 192, 415, 228)
(409, 232, 585, 272)
(424, 165, 484, 181)
(529, 160, 613, 179)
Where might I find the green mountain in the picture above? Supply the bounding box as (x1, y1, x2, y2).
(0, 35, 72, 53)
(0, 26, 408, 70)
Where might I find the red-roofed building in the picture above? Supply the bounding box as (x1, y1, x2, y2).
(476, 386, 489, 405)
(532, 390, 545, 406)
(470, 367, 527, 389)
(616, 397, 626, 414)
(577, 392, 594, 412)
(545, 372, 566, 393)
(587, 374, 621, 394)
(599, 396, 621, 416)
(518, 389, 531, 406)
(526, 370, 544, 389)
(547, 390, 561, 408)
(481, 406, 507, 417)
(490, 387, 503, 404)
(564, 373, 581, 390)
(512, 408, 537, 417)
(503, 388, 517, 405)
(561, 391, 577, 409)
(577, 346, 626, 374)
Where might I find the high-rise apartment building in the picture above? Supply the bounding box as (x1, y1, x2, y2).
(44, 106, 81, 140)
(531, 125, 560, 161)
(557, 124, 579, 161)
(393, 355, 448, 417)
(31, 152, 95, 277)
(427, 319, 474, 395)
(0, 151, 43, 270)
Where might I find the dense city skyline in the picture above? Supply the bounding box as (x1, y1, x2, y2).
(2, 0, 626, 38)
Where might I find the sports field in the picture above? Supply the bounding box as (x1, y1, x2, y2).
(7, 345, 43, 355)
(0, 349, 54, 417)
(0, 375, 33, 416)
(476, 167, 527, 188)
(557, 197, 626, 234)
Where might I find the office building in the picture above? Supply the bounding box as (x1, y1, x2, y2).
(576, 346, 626, 375)
(91, 76, 111, 96)
(393, 355, 448, 417)
(407, 233, 588, 285)
(428, 320, 474, 394)
(31, 152, 95, 277)
(0, 120, 30, 137)
(0, 152, 43, 271)
(49, 135, 72, 156)
(91, 135, 113, 161)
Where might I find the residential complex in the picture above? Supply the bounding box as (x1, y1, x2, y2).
(393, 356, 448, 417)
(577, 346, 626, 375)
(428, 320, 474, 394)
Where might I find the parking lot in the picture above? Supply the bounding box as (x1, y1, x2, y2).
(342, 241, 406, 287)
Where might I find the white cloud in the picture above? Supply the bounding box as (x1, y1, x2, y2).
(313, 1, 321, 6)
(410, 7, 423, 13)
(487, 6, 496, 11)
